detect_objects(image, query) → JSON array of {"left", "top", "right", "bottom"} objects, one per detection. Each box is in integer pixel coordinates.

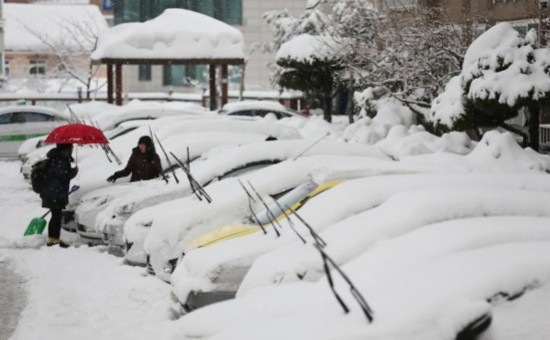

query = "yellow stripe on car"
[{"left": 188, "top": 180, "right": 343, "bottom": 250}]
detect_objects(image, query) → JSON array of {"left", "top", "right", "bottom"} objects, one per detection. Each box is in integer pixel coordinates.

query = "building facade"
[
  {"left": 2, "top": 0, "right": 110, "bottom": 93},
  {"left": 112, "top": 0, "right": 307, "bottom": 93}
]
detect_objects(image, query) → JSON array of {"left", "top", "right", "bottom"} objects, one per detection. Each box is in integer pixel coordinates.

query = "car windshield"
[{"left": 253, "top": 181, "right": 318, "bottom": 226}]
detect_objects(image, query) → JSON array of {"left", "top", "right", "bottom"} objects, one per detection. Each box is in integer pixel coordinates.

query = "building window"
[
  {"left": 183, "top": 0, "right": 242, "bottom": 25},
  {"left": 163, "top": 65, "right": 186, "bottom": 86},
  {"left": 138, "top": 65, "right": 152, "bottom": 81},
  {"left": 29, "top": 60, "right": 46, "bottom": 76},
  {"left": 115, "top": 0, "right": 242, "bottom": 25},
  {"left": 114, "top": 0, "right": 141, "bottom": 25},
  {"left": 163, "top": 65, "right": 207, "bottom": 86}
]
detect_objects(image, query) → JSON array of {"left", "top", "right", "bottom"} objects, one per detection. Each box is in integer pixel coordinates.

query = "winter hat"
[{"left": 138, "top": 136, "right": 153, "bottom": 147}]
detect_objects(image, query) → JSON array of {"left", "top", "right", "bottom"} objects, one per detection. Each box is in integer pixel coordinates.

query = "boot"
[{"left": 47, "top": 237, "right": 70, "bottom": 248}]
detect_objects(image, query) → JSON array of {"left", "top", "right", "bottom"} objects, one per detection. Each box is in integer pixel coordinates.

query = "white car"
[
  {"left": 0, "top": 106, "right": 68, "bottom": 158},
  {"left": 129, "top": 154, "right": 391, "bottom": 282}
]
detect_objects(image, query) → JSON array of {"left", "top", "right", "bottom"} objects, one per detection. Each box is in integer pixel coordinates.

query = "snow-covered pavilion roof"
[
  {"left": 4, "top": 4, "right": 108, "bottom": 53},
  {"left": 91, "top": 9, "right": 245, "bottom": 64}
]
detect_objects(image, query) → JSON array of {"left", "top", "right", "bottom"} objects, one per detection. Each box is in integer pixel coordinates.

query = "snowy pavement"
[
  {"left": 0, "top": 161, "right": 179, "bottom": 340},
  {"left": 0, "top": 259, "right": 25, "bottom": 340}
]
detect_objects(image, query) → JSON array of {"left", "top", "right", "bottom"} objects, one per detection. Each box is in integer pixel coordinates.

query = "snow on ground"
[{"left": 0, "top": 160, "right": 179, "bottom": 340}]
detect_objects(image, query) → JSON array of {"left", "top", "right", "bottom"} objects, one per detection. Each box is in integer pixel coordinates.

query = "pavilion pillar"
[
  {"left": 115, "top": 63, "right": 123, "bottom": 106},
  {"left": 221, "top": 64, "right": 228, "bottom": 107},
  {"left": 107, "top": 63, "right": 114, "bottom": 104},
  {"left": 209, "top": 64, "right": 217, "bottom": 110}
]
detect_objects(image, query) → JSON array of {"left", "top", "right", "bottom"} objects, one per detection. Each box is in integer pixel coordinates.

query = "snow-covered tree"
[
  {"left": 276, "top": 34, "right": 344, "bottom": 122},
  {"left": 429, "top": 22, "right": 550, "bottom": 150},
  {"left": 362, "top": 5, "right": 465, "bottom": 114}
]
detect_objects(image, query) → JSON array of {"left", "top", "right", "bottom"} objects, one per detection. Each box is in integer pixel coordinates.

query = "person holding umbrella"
[
  {"left": 41, "top": 144, "right": 79, "bottom": 247},
  {"left": 26, "top": 123, "right": 109, "bottom": 246},
  {"left": 106, "top": 136, "right": 162, "bottom": 183}
]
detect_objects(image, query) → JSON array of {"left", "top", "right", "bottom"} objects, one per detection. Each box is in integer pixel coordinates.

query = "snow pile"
[
  {"left": 92, "top": 9, "right": 244, "bottom": 60},
  {"left": 4, "top": 4, "right": 108, "bottom": 52},
  {"left": 342, "top": 97, "right": 472, "bottom": 159},
  {"left": 467, "top": 131, "right": 550, "bottom": 172},
  {"left": 276, "top": 34, "right": 340, "bottom": 62}
]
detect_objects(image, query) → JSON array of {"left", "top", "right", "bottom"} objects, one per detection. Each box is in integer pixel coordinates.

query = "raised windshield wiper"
[
  {"left": 152, "top": 129, "right": 179, "bottom": 184},
  {"left": 170, "top": 151, "right": 212, "bottom": 203},
  {"left": 246, "top": 180, "right": 281, "bottom": 238},
  {"left": 272, "top": 198, "right": 306, "bottom": 244},
  {"left": 284, "top": 204, "right": 327, "bottom": 248},
  {"left": 237, "top": 179, "right": 267, "bottom": 235},
  {"left": 314, "top": 243, "right": 374, "bottom": 323}
]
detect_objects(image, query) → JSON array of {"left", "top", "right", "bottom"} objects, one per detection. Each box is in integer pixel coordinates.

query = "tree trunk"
[
  {"left": 324, "top": 93, "right": 332, "bottom": 123},
  {"left": 528, "top": 103, "right": 540, "bottom": 151},
  {"left": 346, "top": 70, "right": 354, "bottom": 124}
]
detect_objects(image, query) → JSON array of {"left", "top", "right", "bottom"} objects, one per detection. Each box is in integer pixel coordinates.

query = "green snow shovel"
[
  {"left": 24, "top": 185, "right": 80, "bottom": 236},
  {"left": 24, "top": 211, "right": 50, "bottom": 236}
]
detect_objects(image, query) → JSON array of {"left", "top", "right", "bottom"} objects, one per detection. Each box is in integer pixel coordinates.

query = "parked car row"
[{"left": 16, "top": 100, "right": 550, "bottom": 339}]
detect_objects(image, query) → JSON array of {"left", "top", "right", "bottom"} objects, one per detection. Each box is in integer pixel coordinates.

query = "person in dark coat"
[
  {"left": 41, "top": 143, "right": 78, "bottom": 247},
  {"left": 106, "top": 136, "right": 162, "bottom": 183}
]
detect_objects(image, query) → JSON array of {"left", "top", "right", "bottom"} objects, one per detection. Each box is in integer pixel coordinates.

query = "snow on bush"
[
  {"left": 429, "top": 22, "right": 550, "bottom": 130},
  {"left": 343, "top": 95, "right": 472, "bottom": 159}
]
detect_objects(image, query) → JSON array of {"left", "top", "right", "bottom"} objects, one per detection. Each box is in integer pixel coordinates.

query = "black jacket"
[
  {"left": 41, "top": 147, "right": 78, "bottom": 209},
  {"left": 114, "top": 147, "right": 162, "bottom": 182}
]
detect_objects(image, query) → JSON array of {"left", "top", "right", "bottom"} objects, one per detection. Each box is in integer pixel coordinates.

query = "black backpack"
[{"left": 31, "top": 159, "right": 50, "bottom": 194}]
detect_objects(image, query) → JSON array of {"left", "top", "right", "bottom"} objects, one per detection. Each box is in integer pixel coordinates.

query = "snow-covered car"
[
  {"left": 218, "top": 100, "right": 306, "bottom": 120},
  {"left": 131, "top": 154, "right": 392, "bottom": 282},
  {"left": 75, "top": 135, "right": 291, "bottom": 243},
  {"left": 62, "top": 118, "right": 301, "bottom": 233},
  {"left": 174, "top": 215, "right": 550, "bottom": 340},
  {"left": 119, "top": 141, "right": 389, "bottom": 266},
  {"left": 0, "top": 106, "right": 68, "bottom": 158},
  {"left": 169, "top": 172, "right": 550, "bottom": 311}
]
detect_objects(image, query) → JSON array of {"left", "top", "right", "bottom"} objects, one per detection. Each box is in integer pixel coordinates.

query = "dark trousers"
[{"left": 48, "top": 208, "right": 63, "bottom": 239}]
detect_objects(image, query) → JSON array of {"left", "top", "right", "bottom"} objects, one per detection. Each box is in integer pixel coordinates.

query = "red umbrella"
[{"left": 44, "top": 123, "right": 108, "bottom": 145}]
